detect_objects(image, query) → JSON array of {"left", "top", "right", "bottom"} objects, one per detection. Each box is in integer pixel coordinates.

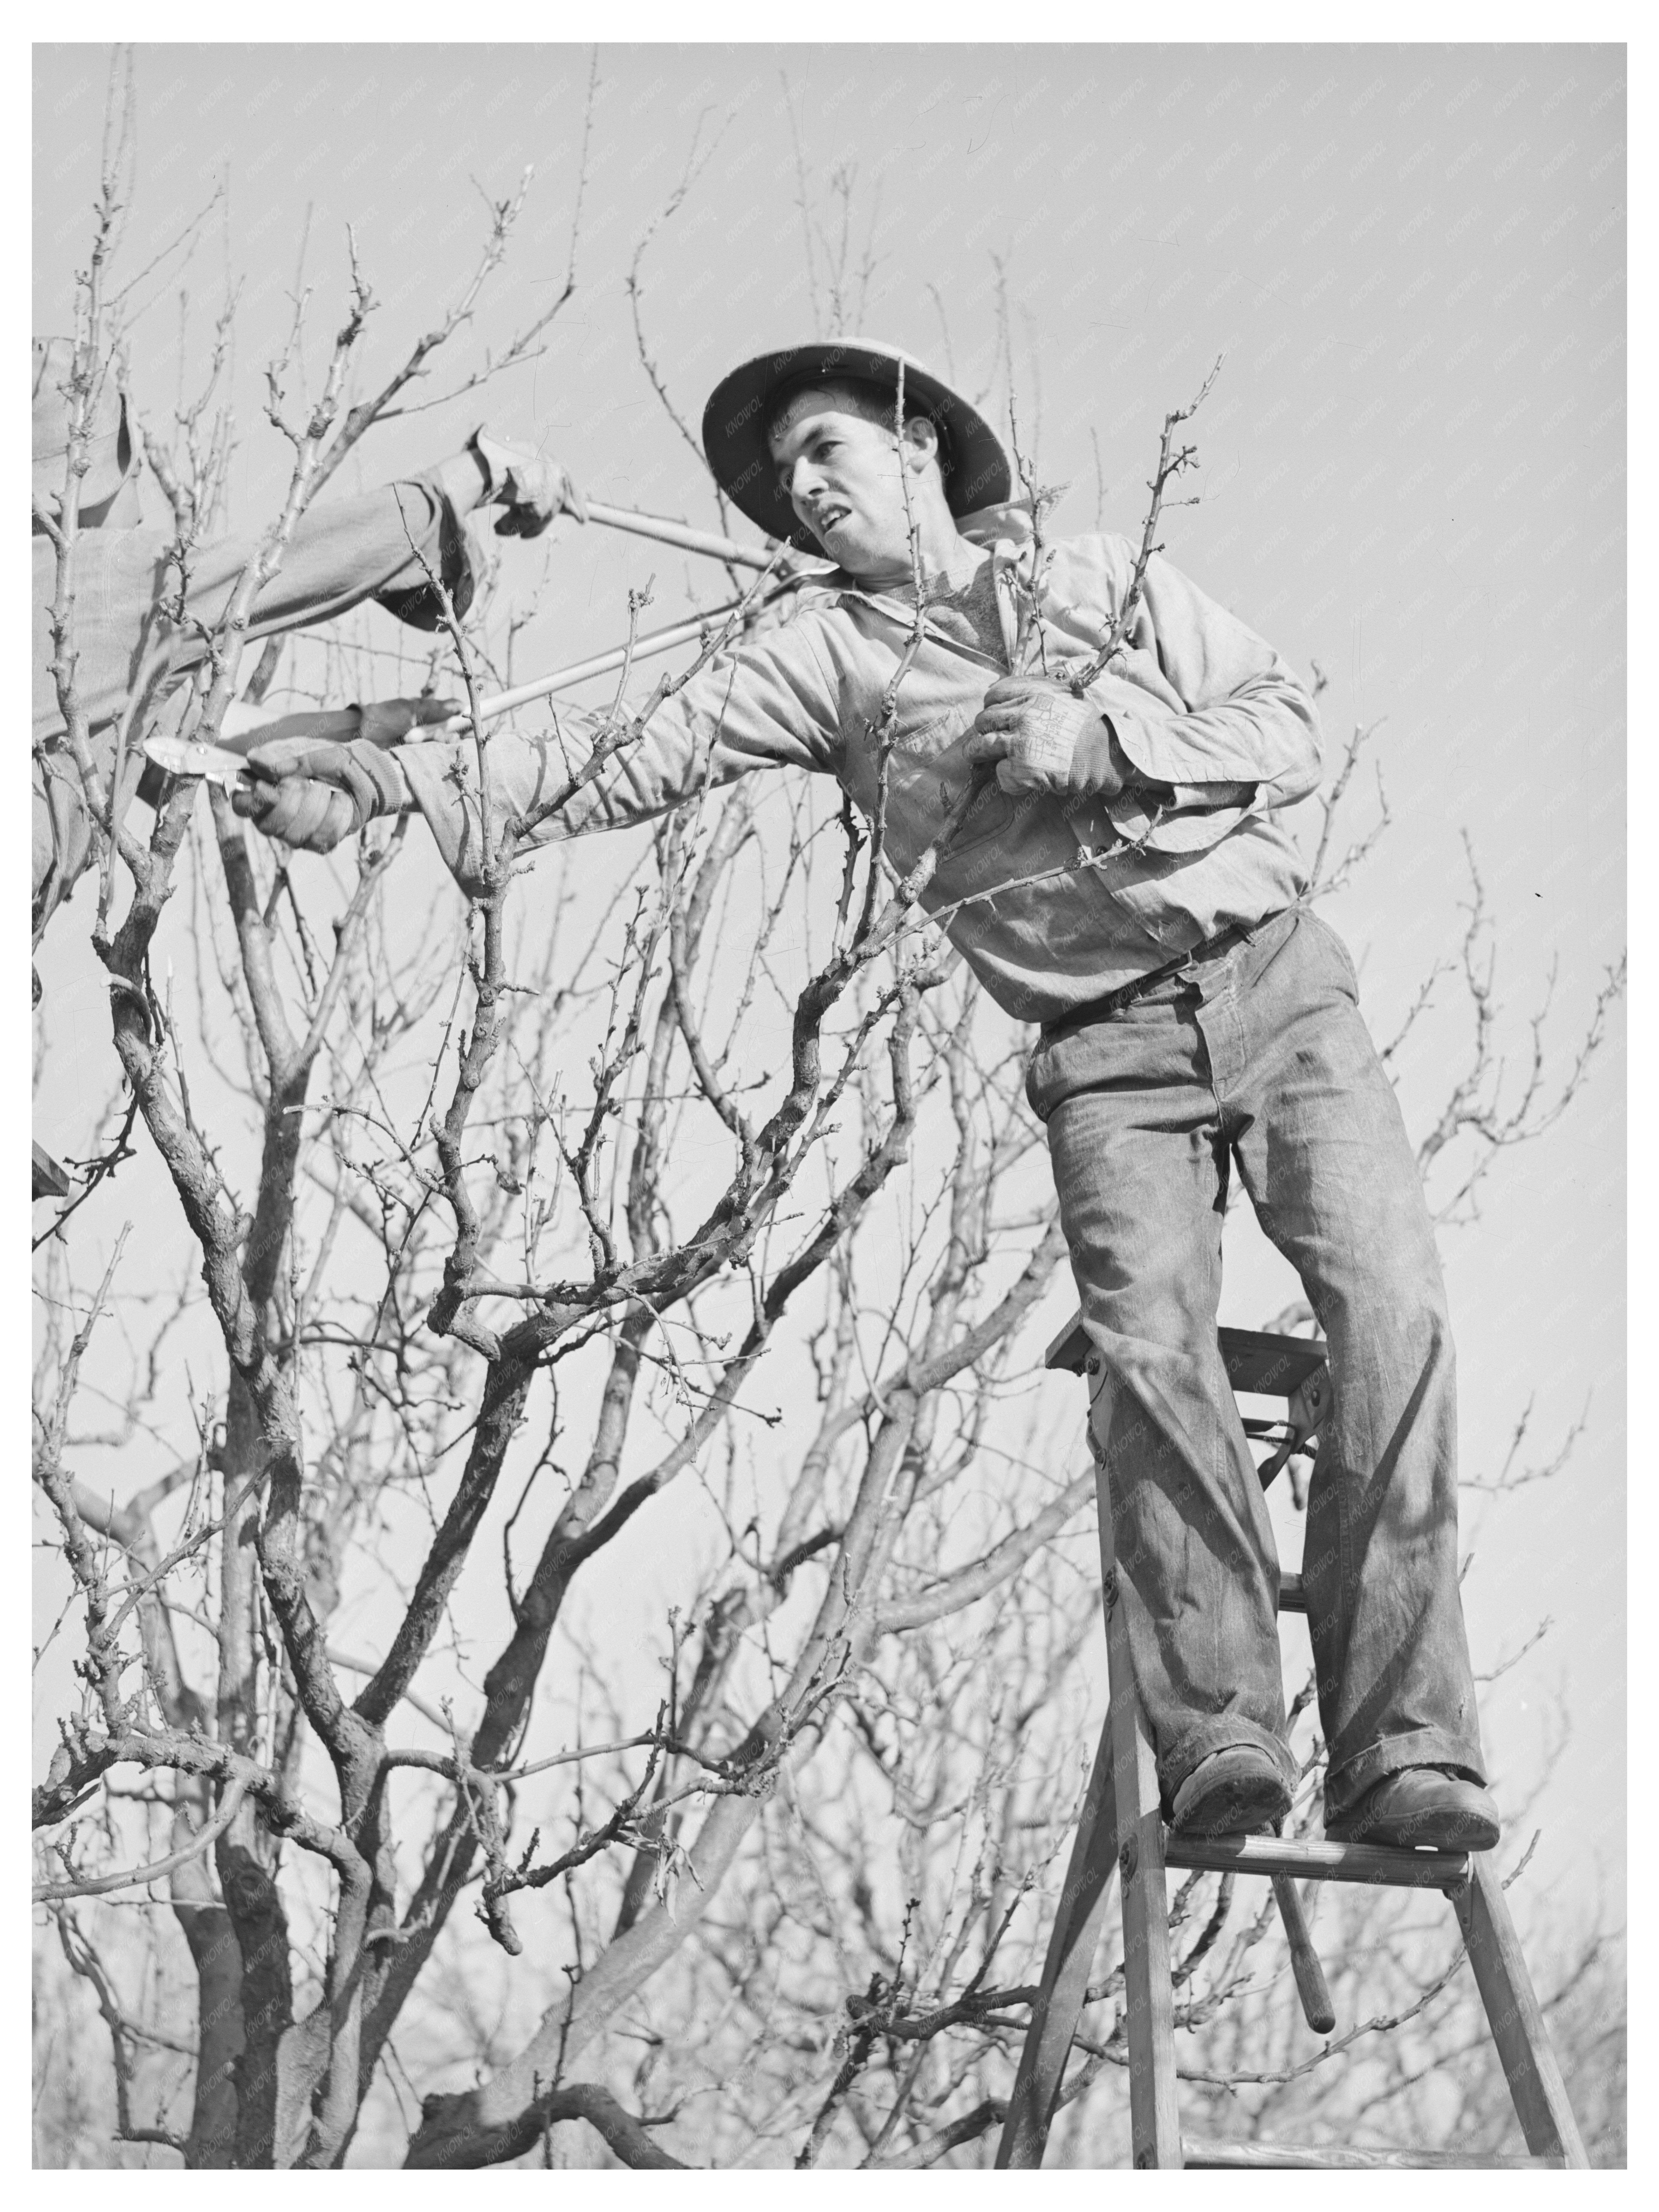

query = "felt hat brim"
[{"left": 702, "top": 339, "right": 1012, "bottom": 551}]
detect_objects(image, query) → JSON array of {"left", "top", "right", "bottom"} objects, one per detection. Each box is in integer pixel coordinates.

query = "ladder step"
[
  {"left": 1278, "top": 1573, "right": 1306, "bottom": 1612},
  {"left": 1182, "top": 2136, "right": 1564, "bottom": 2169},
  {"left": 1163, "top": 1833, "right": 1469, "bottom": 1889}
]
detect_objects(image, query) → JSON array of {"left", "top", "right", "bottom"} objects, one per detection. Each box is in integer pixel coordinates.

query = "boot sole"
[{"left": 1328, "top": 1810, "right": 1500, "bottom": 1852}]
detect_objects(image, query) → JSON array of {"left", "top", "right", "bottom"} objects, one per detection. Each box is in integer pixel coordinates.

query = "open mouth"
[{"left": 811, "top": 504, "right": 852, "bottom": 533}]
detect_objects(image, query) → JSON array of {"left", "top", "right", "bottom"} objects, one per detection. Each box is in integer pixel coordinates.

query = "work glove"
[
  {"left": 469, "top": 428, "right": 588, "bottom": 539},
  {"left": 231, "top": 736, "right": 413, "bottom": 854},
  {"left": 139, "top": 695, "right": 459, "bottom": 812},
  {"left": 965, "top": 674, "right": 1128, "bottom": 800}
]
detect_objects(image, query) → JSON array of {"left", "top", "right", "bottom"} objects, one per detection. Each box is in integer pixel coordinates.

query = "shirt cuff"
[
  {"left": 373, "top": 478, "right": 480, "bottom": 633},
  {"left": 1103, "top": 792, "right": 1258, "bottom": 854},
  {"left": 1079, "top": 669, "right": 1268, "bottom": 790}
]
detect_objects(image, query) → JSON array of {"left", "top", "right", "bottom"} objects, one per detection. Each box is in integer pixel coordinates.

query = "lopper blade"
[{"left": 143, "top": 734, "right": 251, "bottom": 788}]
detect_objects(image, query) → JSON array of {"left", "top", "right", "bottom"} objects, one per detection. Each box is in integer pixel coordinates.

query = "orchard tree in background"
[{"left": 32, "top": 57, "right": 1625, "bottom": 2169}]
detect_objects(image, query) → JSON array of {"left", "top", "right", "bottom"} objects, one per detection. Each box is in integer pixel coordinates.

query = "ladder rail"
[
  {"left": 993, "top": 1707, "right": 1120, "bottom": 2168},
  {"left": 1454, "top": 1855, "right": 1591, "bottom": 2168},
  {"left": 1093, "top": 1433, "right": 1182, "bottom": 2169}
]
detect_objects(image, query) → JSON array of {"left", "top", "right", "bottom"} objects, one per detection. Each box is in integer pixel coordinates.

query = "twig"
[
  {"left": 34, "top": 1774, "right": 249, "bottom": 1901},
  {"left": 1066, "top": 356, "right": 1222, "bottom": 692}
]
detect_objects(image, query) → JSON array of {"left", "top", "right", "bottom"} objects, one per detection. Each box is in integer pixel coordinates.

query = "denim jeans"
[{"left": 1026, "top": 903, "right": 1487, "bottom": 1823}]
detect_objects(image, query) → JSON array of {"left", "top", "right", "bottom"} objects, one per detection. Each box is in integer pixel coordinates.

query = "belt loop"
[{"left": 1237, "top": 906, "right": 1285, "bottom": 949}]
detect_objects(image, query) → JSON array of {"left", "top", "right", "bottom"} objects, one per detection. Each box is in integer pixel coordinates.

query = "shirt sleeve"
[
  {"left": 31, "top": 476, "right": 475, "bottom": 747},
  {"left": 1077, "top": 541, "right": 1323, "bottom": 853},
  {"left": 189, "top": 476, "right": 477, "bottom": 644},
  {"left": 395, "top": 608, "right": 846, "bottom": 897}
]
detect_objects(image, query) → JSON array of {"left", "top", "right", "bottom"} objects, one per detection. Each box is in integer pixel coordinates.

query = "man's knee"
[{"left": 1321, "top": 1241, "right": 1453, "bottom": 1368}]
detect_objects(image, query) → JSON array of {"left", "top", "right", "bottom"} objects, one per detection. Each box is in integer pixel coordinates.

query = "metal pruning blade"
[{"left": 143, "top": 735, "right": 251, "bottom": 788}]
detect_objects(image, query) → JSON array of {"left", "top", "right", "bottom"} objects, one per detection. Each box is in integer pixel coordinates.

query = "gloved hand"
[
  {"left": 966, "top": 674, "right": 1127, "bottom": 799},
  {"left": 469, "top": 428, "right": 587, "bottom": 539},
  {"left": 231, "top": 736, "right": 413, "bottom": 854}
]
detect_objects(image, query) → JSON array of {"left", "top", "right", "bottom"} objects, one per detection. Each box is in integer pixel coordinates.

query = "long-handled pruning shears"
[{"left": 142, "top": 501, "right": 830, "bottom": 790}]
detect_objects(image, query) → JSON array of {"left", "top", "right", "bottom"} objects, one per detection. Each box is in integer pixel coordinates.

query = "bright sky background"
[{"left": 30, "top": 38, "right": 1626, "bottom": 1945}]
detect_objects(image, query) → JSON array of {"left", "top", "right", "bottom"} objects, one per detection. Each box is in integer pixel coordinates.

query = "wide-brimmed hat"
[
  {"left": 702, "top": 339, "right": 1012, "bottom": 550},
  {"left": 33, "top": 336, "right": 138, "bottom": 528}
]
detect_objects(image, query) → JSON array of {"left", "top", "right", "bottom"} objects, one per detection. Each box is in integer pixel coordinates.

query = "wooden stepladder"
[{"left": 996, "top": 1317, "right": 1590, "bottom": 2172}]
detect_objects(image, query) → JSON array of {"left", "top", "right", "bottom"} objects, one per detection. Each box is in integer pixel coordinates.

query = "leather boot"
[
  {"left": 1327, "top": 1765, "right": 1500, "bottom": 1851},
  {"left": 1170, "top": 1746, "right": 1292, "bottom": 1837}
]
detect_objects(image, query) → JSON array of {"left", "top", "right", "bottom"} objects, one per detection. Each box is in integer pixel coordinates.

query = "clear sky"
[{"left": 31, "top": 41, "right": 1626, "bottom": 1932}]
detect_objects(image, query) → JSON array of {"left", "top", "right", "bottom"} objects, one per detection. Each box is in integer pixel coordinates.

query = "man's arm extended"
[
  {"left": 236, "top": 602, "right": 846, "bottom": 890},
  {"left": 31, "top": 437, "right": 580, "bottom": 748},
  {"left": 31, "top": 438, "right": 578, "bottom": 946}
]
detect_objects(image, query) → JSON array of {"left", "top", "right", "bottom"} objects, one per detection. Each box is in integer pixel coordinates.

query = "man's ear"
[{"left": 900, "top": 414, "right": 941, "bottom": 472}]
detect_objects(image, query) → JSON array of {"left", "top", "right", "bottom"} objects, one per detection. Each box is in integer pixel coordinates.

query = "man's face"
[{"left": 767, "top": 389, "right": 926, "bottom": 574}]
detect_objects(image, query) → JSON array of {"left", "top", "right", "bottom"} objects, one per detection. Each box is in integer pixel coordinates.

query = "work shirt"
[
  {"left": 396, "top": 507, "right": 1324, "bottom": 1029},
  {"left": 31, "top": 477, "right": 474, "bottom": 943}
]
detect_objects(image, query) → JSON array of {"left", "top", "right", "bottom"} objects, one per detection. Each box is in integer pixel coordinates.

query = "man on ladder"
[{"left": 234, "top": 336, "right": 1500, "bottom": 1861}]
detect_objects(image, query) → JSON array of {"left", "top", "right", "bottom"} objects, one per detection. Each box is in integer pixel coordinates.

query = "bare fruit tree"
[{"left": 33, "top": 79, "right": 1623, "bottom": 2171}]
